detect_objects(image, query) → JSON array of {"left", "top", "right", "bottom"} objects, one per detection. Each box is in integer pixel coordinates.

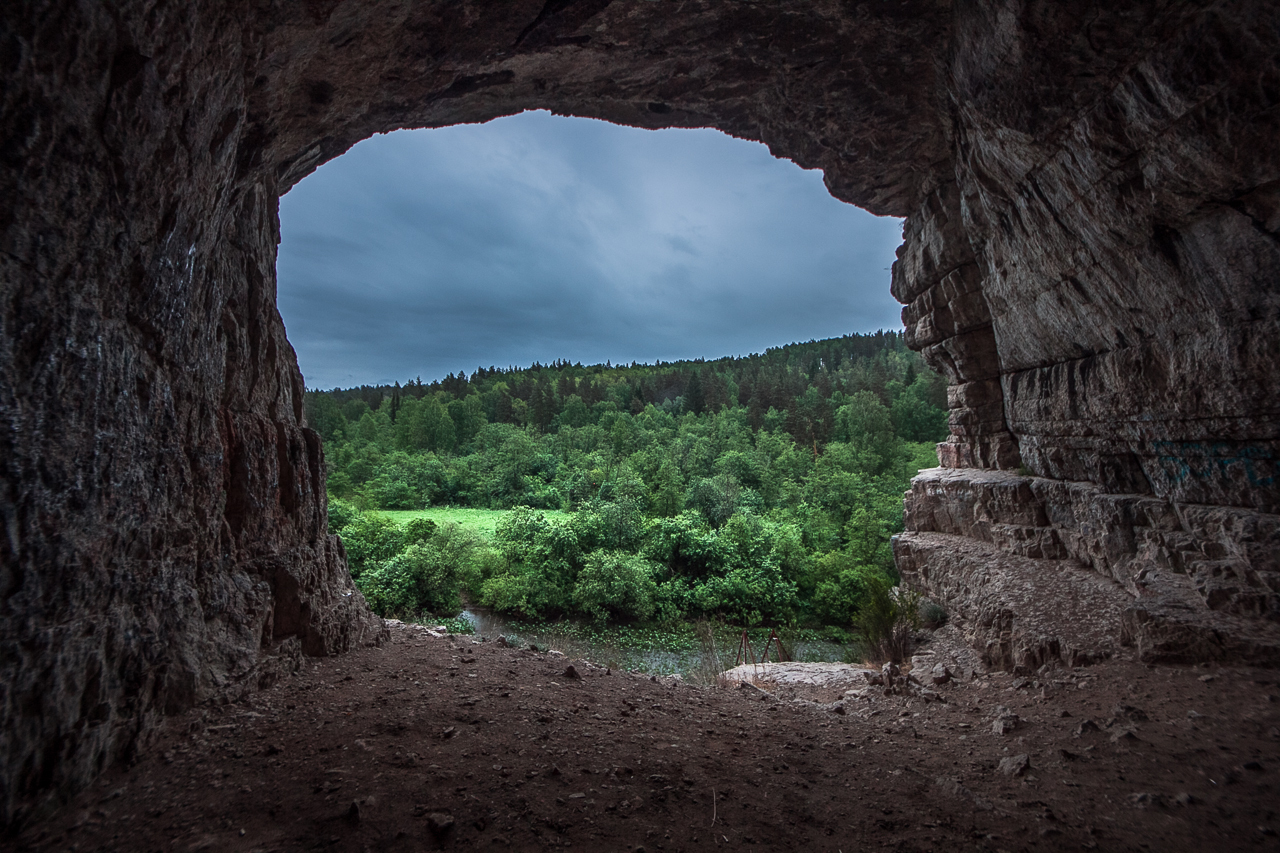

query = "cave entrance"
[{"left": 273, "top": 109, "right": 910, "bottom": 678}]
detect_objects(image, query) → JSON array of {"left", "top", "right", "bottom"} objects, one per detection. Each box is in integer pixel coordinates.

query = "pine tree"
[
  {"left": 532, "top": 380, "right": 556, "bottom": 432},
  {"left": 388, "top": 384, "right": 402, "bottom": 423},
  {"left": 685, "top": 369, "right": 705, "bottom": 415}
]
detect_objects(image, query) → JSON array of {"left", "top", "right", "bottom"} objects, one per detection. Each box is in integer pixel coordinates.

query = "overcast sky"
[{"left": 277, "top": 110, "right": 905, "bottom": 390}]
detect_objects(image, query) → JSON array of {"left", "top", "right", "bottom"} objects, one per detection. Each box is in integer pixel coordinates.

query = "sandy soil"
[{"left": 13, "top": 623, "right": 1280, "bottom": 852}]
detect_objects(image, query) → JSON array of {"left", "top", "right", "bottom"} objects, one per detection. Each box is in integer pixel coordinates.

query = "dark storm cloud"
[{"left": 276, "top": 110, "right": 905, "bottom": 390}]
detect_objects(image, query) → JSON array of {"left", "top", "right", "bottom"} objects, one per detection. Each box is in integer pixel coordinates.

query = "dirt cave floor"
[{"left": 15, "top": 623, "right": 1280, "bottom": 853}]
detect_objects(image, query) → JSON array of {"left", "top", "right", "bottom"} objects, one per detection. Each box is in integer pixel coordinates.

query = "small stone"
[
  {"left": 1198, "top": 674, "right": 1216, "bottom": 683},
  {"left": 931, "top": 663, "right": 952, "bottom": 685},
  {"left": 998, "top": 753, "right": 1031, "bottom": 776},
  {"left": 1074, "top": 719, "right": 1100, "bottom": 737},
  {"left": 563, "top": 665, "right": 581, "bottom": 680},
  {"left": 426, "top": 812, "right": 455, "bottom": 835},
  {"left": 992, "top": 705, "right": 1020, "bottom": 735},
  {"left": 1174, "top": 792, "right": 1195, "bottom": 806},
  {"left": 1110, "top": 703, "right": 1148, "bottom": 722},
  {"left": 345, "top": 800, "right": 362, "bottom": 825},
  {"left": 1109, "top": 728, "right": 1138, "bottom": 743},
  {"left": 880, "top": 661, "right": 901, "bottom": 689},
  {"left": 569, "top": 792, "right": 586, "bottom": 799},
  {"left": 1242, "top": 760, "right": 1264, "bottom": 772},
  {"left": 1129, "top": 792, "right": 1164, "bottom": 809}
]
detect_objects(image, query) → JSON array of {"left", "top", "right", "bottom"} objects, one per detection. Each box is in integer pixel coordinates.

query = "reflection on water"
[{"left": 458, "top": 608, "right": 853, "bottom": 683}]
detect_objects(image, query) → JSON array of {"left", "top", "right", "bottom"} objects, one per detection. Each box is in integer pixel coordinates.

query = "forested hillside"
[{"left": 306, "top": 331, "right": 948, "bottom": 629}]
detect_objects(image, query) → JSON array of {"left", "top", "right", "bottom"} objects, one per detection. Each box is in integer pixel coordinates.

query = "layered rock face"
[
  {"left": 895, "top": 2, "right": 1280, "bottom": 670},
  {"left": 1, "top": 0, "right": 1276, "bottom": 827}
]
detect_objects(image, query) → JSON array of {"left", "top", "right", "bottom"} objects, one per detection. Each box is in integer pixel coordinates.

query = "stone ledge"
[
  {"left": 899, "top": 469, "right": 1280, "bottom": 666},
  {"left": 904, "top": 467, "right": 1280, "bottom": 622},
  {"left": 894, "top": 531, "right": 1129, "bottom": 671}
]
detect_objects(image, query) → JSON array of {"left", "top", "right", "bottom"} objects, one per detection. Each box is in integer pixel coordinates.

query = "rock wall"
[
  {"left": 1, "top": 0, "right": 1277, "bottom": 828},
  {"left": 896, "top": 1, "right": 1280, "bottom": 670}
]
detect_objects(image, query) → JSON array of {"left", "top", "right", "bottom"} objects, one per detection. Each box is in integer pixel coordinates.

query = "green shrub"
[
  {"left": 573, "top": 550, "right": 659, "bottom": 622},
  {"left": 357, "top": 542, "right": 464, "bottom": 617},
  {"left": 821, "top": 624, "right": 853, "bottom": 644},
  {"left": 810, "top": 551, "right": 889, "bottom": 625},
  {"left": 919, "top": 598, "right": 948, "bottom": 630},
  {"left": 480, "top": 564, "right": 574, "bottom": 619},
  {"left": 482, "top": 506, "right": 583, "bottom": 618},
  {"left": 327, "top": 498, "right": 360, "bottom": 532},
  {"left": 643, "top": 511, "right": 729, "bottom": 580},
  {"left": 690, "top": 561, "right": 798, "bottom": 626},
  {"left": 437, "top": 615, "right": 475, "bottom": 635},
  {"left": 338, "top": 511, "right": 403, "bottom": 578},
  {"left": 468, "top": 546, "right": 507, "bottom": 599},
  {"left": 400, "top": 517, "right": 438, "bottom": 545},
  {"left": 855, "top": 577, "right": 921, "bottom": 664},
  {"left": 654, "top": 577, "right": 691, "bottom": 623},
  {"left": 366, "top": 476, "right": 420, "bottom": 509}
]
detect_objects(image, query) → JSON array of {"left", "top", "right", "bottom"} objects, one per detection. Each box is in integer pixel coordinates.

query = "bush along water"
[{"left": 318, "top": 331, "right": 947, "bottom": 651}]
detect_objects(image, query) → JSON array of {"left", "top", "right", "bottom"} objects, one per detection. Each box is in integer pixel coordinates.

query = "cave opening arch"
[{"left": 3, "top": 0, "right": 1279, "bottom": 828}]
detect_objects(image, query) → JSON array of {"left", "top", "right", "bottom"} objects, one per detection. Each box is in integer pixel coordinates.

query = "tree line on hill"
[{"left": 306, "top": 331, "right": 948, "bottom": 630}]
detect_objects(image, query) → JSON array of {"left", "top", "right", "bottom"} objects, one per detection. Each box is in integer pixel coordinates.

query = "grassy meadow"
[{"left": 376, "top": 506, "right": 567, "bottom": 539}]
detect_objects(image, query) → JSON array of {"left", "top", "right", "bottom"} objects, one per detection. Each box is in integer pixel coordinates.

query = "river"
[{"left": 456, "top": 607, "right": 855, "bottom": 684}]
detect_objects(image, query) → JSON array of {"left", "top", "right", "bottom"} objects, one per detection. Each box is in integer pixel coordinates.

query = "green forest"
[{"left": 307, "top": 331, "right": 947, "bottom": 634}]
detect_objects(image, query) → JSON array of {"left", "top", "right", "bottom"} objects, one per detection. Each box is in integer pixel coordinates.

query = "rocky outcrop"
[
  {"left": 2, "top": 0, "right": 1277, "bottom": 828},
  {"left": 896, "top": 469, "right": 1280, "bottom": 669},
  {"left": 895, "top": 2, "right": 1280, "bottom": 670}
]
